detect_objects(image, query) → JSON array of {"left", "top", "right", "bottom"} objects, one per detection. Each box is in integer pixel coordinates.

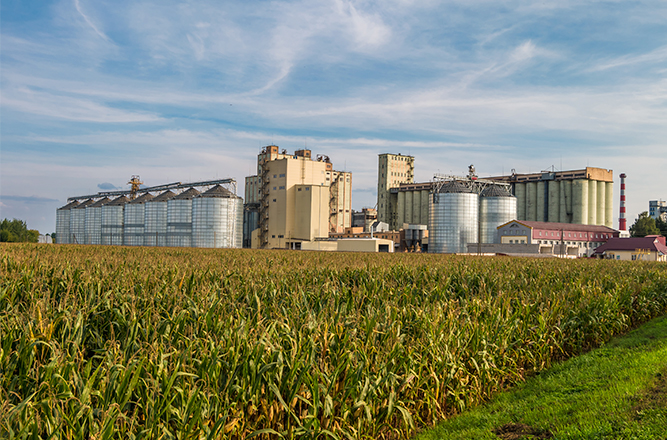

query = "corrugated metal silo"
[
  {"left": 56, "top": 200, "right": 79, "bottom": 244},
  {"left": 84, "top": 197, "right": 110, "bottom": 245},
  {"left": 124, "top": 193, "right": 154, "bottom": 246},
  {"left": 167, "top": 188, "right": 200, "bottom": 247},
  {"left": 428, "top": 181, "right": 478, "bottom": 253},
  {"left": 192, "top": 185, "right": 243, "bottom": 248},
  {"left": 479, "top": 185, "right": 516, "bottom": 244},
  {"left": 70, "top": 199, "right": 94, "bottom": 245},
  {"left": 144, "top": 190, "right": 175, "bottom": 246},
  {"left": 101, "top": 196, "right": 129, "bottom": 245}
]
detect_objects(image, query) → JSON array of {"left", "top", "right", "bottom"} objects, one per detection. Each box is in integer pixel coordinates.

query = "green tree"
[
  {"left": 656, "top": 217, "right": 667, "bottom": 236},
  {"left": 629, "top": 212, "right": 660, "bottom": 237},
  {"left": 0, "top": 218, "right": 39, "bottom": 243}
]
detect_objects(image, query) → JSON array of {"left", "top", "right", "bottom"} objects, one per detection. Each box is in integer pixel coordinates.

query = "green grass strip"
[{"left": 416, "top": 315, "right": 667, "bottom": 440}]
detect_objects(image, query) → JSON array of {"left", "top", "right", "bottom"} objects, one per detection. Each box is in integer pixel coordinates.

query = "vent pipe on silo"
[{"left": 619, "top": 173, "right": 627, "bottom": 231}]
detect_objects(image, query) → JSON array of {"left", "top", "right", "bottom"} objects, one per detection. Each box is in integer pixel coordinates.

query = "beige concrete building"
[
  {"left": 377, "top": 153, "right": 414, "bottom": 228},
  {"left": 245, "top": 146, "right": 352, "bottom": 249},
  {"left": 301, "top": 238, "right": 394, "bottom": 253}
]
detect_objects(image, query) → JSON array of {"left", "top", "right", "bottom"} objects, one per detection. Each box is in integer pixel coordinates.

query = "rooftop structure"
[{"left": 593, "top": 236, "right": 667, "bottom": 261}]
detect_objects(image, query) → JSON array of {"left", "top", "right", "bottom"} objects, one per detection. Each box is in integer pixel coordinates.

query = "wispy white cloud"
[
  {"left": 73, "top": 0, "right": 111, "bottom": 42},
  {"left": 589, "top": 45, "right": 667, "bottom": 72}
]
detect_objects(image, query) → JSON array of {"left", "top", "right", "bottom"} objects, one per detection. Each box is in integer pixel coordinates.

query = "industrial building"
[
  {"left": 486, "top": 167, "right": 614, "bottom": 227},
  {"left": 56, "top": 178, "right": 242, "bottom": 248},
  {"left": 377, "top": 153, "right": 415, "bottom": 228},
  {"left": 649, "top": 200, "right": 667, "bottom": 221},
  {"left": 593, "top": 236, "right": 667, "bottom": 261},
  {"left": 468, "top": 220, "right": 619, "bottom": 257},
  {"left": 244, "top": 146, "right": 352, "bottom": 249}
]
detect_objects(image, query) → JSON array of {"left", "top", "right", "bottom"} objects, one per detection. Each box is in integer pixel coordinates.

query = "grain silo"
[
  {"left": 55, "top": 200, "right": 79, "bottom": 244},
  {"left": 101, "top": 196, "right": 129, "bottom": 245},
  {"left": 479, "top": 186, "right": 516, "bottom": 244},
  {"left": 167, "top": 188, "right": 200, "bottom": 247},
  {"left": 84, "top": 197, "right": 110, "bottom": 245},
  {"left": 144, "top": 190, "right": 175, "bottom": 247},
  {"left": 192, "top": 185, "right": 243, "bottom": 248},
  {"left": 124, "top": 193, "right": 154, "bottom": 246},
  {"left": 70, "top": 199, "right": 94, "bottom": 245},
  {"left": 428, "top": 181, "right": 478, "bottom": 253}
]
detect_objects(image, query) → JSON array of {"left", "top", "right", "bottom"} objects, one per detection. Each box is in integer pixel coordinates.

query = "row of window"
[{"left": 537, "top": 230, "right": 611, "bottom": 239}]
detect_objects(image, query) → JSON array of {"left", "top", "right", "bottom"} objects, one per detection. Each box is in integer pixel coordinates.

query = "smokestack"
[{"left": 619, "top": 173, "right": 627, "bottom": 231}]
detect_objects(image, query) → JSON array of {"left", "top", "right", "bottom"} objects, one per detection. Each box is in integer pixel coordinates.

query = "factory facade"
[
  {"left": 244, "top": 146, "right": 352, "bottom": 249},
  {"left": 649, "top": 200, "right": 667, "bottom": 221}
]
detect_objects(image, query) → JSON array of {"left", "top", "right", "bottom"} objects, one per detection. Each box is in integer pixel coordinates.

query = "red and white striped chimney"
[{"left": 619, "top": 173, "right": 627, "bottom": 231}]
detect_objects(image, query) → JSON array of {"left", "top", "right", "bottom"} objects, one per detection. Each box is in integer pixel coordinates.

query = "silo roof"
[
  {"left": 107, "top": 195, "right": 130, "bottom": 206},
  {"left": 130, "top": 193, "right": 154, "bottom": 204},
  {"left": 89, "top": 197, "right": 110, "bottom": 208},
  {"left": 73, "top": 199, "right": 95, "bottom": 209},
  {"left": 150, "top": 190, "right": 176, "bottom": 202},
  {"left": 199, "top": 185, "right": 237, "bottom": 199},
  {"left": 439, "top": 181, "right": 473, "bottom": 194},
  {"left": 174, "top": 188, "right": 200, "bottom": 200},
  {"left": 58, "top": 200, "right": 80, "bottom": 210},
  {"left": 480, "top": 185, "right": 513, "bottom": 197}
]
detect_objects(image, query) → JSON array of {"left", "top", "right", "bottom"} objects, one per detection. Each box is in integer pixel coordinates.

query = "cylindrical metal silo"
[
  {"left": 596, "top": 181, "right": 605, "bottom": 227},
  {"left": 526, "top": 182, "right": 537, "bottom": 221},
  {"left": 536, "top": 181, "right": 547, "bottom": 222},
  {"left": 144, "top": 190, "right": 176, "bottom": 246},
  {"left": 514, "top": 183, "right": 526, "bottom": 220},
  {"left": 559, "top": 180, "right": 572, "bottom": 223},
  {"left": 101, "top": 196, "right": 129, "bottom": 245},
  {"left": 84, "top": 197, "right": 110, "bottom": 245},
  {"left": 167, "top": 188, "right": 200, "bottom": 247},
  {"left": 124, "top": 193, "right": 154, "bottom": 246},
  {"left": 572, "top": 179, "right": 589, "bottom": 225},
  {"left": 70, "top": 199, "right": 94, "bottom": 245},
  {"left": 479, "top": 185, "right": 516, "bottom": 244},
  {"left": 192, "top": 185, "right": 243, "bottom": 248},
  {"left": 548, "top": 181, "right": 560, "bottom": 223},
  {"left": 56, "top": 200, "right": 79, "bottom": 244},
  {"left": 428, "top": 181, "right": 478, "bottom": 253},
  {"left": 605, "top": 182, "right": 614, "bottom": 228},
  {"left": 587, "top": 180, "right": 597, "bottom": 225}
]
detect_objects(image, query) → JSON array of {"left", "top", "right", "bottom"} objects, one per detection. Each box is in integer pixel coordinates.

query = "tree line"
[{"left": 0, "top": 219, "right": 39, "bottom": 243}]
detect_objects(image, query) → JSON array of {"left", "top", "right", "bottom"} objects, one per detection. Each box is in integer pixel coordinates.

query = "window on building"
[
  {"left": 273, "top": 175, "right": 277, "bottom": 178},
  {"left": 272, "top": 199, "right": 276, "bottom": 202},
  {"left": 305, "top": 187, "right": 310, "bottom": 191},
  {"left": 279, "top": 174, "right": 285, "bottom": 178}
]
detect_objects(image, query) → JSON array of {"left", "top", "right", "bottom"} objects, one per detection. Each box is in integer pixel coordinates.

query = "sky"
[{"left": 1, "top": 0, "right": 666, "bottom": 234}]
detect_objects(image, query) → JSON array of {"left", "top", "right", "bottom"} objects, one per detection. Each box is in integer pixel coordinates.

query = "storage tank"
[
  {"left": 124, "top": 193, "right": 154, "bottom": 246},
  {"left": 605, "top": 182, "right": 614, "bottom": 228},
  {"left": 596, "top": 181, "right": 606, "bottom": 227},
  {"left": 192, "top": 185, "right": 243, "bottom": 248},
  {"left": 55, "top": 200, "right": 79, "bottom": 244},
  {"left": 144, "top": 190, "right": 175, "bottom": 246},
  {"left": 405, "top": 191, "right": 413, "bottom": 226},
  {"left": 572, "top": 179, "right": 589, "bottom": 224},
  {"left": 167, "top": 188, "right": 200, "bottom": 247},
  {"left": 536, "top": 181, "right": 547, "bottom": 222},
  {"left": 84, "top": 197, "right": 110, "bottom": 245},
  {"left": 479, "top": 185, "right": 517, "bottom": 244},
  {"left": 559, "top": 180, "right": 572, "bottom": 223},
  {"left": 526, "top": 182, "right": 537, "bottom": 221},
  {"left": 587, "top": 180, "right": 597, "bottom": 225},
  {"left": 514, "top": 183, "right": 526, "bottom": 220},
  {"left": 101, "top": 196, "right": 129, "bottom": 245},
  {"left": 428, "top": 181, "right": 478, "bottom": 253},
  {"left": 70, "top": 199, "right": 94, "bottom": 245},
  {"left": 548, "top": 181, "right": 560, "bottom": 223}
]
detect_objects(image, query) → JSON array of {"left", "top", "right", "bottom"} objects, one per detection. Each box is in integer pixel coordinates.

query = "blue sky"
[{"left": 1, "top": 0, "right": 666, "bottom": 234}]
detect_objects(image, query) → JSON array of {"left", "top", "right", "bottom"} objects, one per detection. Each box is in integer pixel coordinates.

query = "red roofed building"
[{"left": 593, "top": 236, "right": 667, "bottom": 261}]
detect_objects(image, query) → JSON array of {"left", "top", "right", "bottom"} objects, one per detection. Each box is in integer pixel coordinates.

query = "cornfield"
[{"left": 1, "top": 243, "right": 666, "bottom": 439}]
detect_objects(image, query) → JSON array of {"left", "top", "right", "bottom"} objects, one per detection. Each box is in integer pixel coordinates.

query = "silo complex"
[
  {"left": 479, "top": 186, "right": 517, "bottom": 244},
  {"left": 56, "top": 200, "right": 79, "bottom": 244},
  {"left": 167, "top": 188, "right": 200, "bottom": 248},
  {"left": 84, "top": 197, "right": 109, "bottom": 245},
  {"left": 429, "top": 181, "right": 478, "bottom": 253},
  {"left": 489, "top": 167, "right": 614, "bottom": 227},
  {"left": 70, "top": 199, "right": 94, "bottom": 244},
  {"left": 123, "top": 193, "right": 153, "bottom": 246},
  {"left": 192, "top": 185, "right": 243, "bottom": 248},
  {"left": 145, "top": 190, "right": 175, "bottom": 246},
  {"left": 101, "top": 196, "right": 129, "bottom": 245}
]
